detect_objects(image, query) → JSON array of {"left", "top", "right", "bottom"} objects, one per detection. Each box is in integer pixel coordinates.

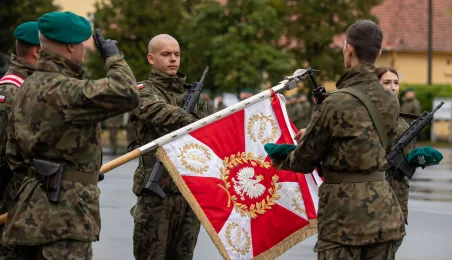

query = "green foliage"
[
  {"left": 281, "top": 0, "right": 383, "bottom": 81},
  {"left": 0, "top": 0, "right": 59, "bottom": 54},
  {"left": 0, "top": 0, "right": 59, "bottom": 75},
  {"left": 86, "top": 0, "right": 190, "bottom": 80},
  {"left": 86, "top": 0, "right": 383, "bottom": 93},
  {"left": 179, "top": 0, "right": 294, "bottom": 94}
]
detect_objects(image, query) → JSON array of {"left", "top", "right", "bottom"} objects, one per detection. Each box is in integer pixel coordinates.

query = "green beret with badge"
[
  {"left": 264, "top": 143, "right": 296, "bottom": 160},
  {"left": 38, "top": 11, "right": 92, "bottom": 44},
  {"left": 407, "top": 146, "right": 443, "bottom": 169},
  {"left": 14, "top": 21, "right": 40, "bottom": 46}
]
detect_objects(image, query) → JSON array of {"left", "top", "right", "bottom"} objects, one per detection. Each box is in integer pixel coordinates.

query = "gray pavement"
[{"left": 93, "top": 149, "right": 452, "bottom": 259}]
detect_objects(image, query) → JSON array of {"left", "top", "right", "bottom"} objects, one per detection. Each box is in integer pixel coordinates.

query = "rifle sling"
[{"left": 331, "top": 88, "right": 389, "bottom": 149}]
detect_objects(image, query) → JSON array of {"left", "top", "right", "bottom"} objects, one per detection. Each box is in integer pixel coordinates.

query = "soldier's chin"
[{"left": 166, "top": 68, "right": 178, "bottom": 76}]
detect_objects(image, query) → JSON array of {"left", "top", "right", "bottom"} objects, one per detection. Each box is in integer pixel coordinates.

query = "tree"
[
  {"left": 281, "top": 0, "right": 382, "bottom": 81},
  {"left": 179, "top": 0, "right": 295, "bottom": 94},
  {"left": 0, "top": 0, "right": 59, "bottom": 74},
  {"left": 86, "top": 0, "right": 194, "bottom": 80}
]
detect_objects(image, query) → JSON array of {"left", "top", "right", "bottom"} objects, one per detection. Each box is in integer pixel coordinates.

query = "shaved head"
[
  {"left": 147, "top": 34, "right": 180, "bottom": 76},
  {"left": 148, "top": 34, "right": 178, "bottom": 54}
]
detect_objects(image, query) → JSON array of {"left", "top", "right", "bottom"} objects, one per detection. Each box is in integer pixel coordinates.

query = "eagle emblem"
[
  {"left": 232, "top": 167, "right": 266, "bottom": 200},
  {"left": 418, "top": 155, "right": 426, "bottom": 165}
]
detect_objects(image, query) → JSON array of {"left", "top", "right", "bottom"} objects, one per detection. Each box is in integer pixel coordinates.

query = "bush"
[{"left": 399, "top": 84, "right": 452, "bottom": 140}]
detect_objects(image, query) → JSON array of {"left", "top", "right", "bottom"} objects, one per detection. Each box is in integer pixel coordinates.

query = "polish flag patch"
[
  {"left": 0, "top": 95, "right": 5, "bottom": 103},
  {"left": 137, "top": 84, "right": 144, "bottom": 90}
]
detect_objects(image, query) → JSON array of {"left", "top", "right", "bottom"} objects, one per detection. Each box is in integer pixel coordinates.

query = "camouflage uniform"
[
  {"left": 401, "top": 97, "right": 421, "bottom": 115},
  {"left": 130, "top": 68, "right": 210, "bottom": 260},
  {"left": 105, "top": 114, "right": 123, "bottom": 155},
  {"left": 0, "top": 55, "right": 35, "bottom": 259},
  {"left": 2, "top": 50, "right": 139, "bottom": 258},
  {"left": 279, "top": 64, "right": 406, "bottom": 259},
  {"left": 285, "top": 101, "right": 300, "bottom": 126},
  {"left": 295, "top": 100, "right": 312, "bottom": 130},
  {"left": 216, "top": 101, "right": 226, "bottom": 112}
]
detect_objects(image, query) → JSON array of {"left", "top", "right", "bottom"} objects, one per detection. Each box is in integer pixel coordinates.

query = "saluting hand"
[{"left": 93, "top": 28, "right": 119, "bottom": 59}]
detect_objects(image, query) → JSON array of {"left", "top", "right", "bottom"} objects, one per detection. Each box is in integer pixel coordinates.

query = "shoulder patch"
[
  {"left": 0, "top": 95, "right": 5, "bottom": 103},
  {"left": 137, "top": 83, "right": 144, "bottom": 90},
  {"left": 0, "top": 74, "right": 24, "bottom": 88}
]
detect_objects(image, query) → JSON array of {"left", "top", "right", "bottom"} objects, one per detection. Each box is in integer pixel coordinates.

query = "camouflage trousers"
[
  {"left": 132, "top": 194, "right": 201, "bottom": 260},
  {"left": 316, "top": 239, "right": 403, "bottom": 260},
  {"left": 4, "top": 239, "right": 92, "bottom": 260},
  {"left": 109, "top": 127, "right": 119, "bottom": 155}
]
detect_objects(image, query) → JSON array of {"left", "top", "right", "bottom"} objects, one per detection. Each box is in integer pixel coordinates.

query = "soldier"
[
  {"left": 2, "top": 11, "right": 139, "bottom": 259},
  {"left": 0, "top": 21, "right": 40, "bottom": 259},
  {"left": 130, "top": 34, "right": 210, "bottom": 260},
  {"left": 203, "top": 89, "right": 214, "bottom": 113},
  {"left": 295, "top": 93, "right": 312, "bottom": 129},
  {"left": 105, "top": 114, "right": 123, "bottom": 155},
  {"left": 216, "top": 94, "right": 227, "bottom": 112},
  {"left": 285, "top": 94, "right": 299, "bottom": 125},
  {"left": 375, "top": 66, "right": 416, "bottom": 251},
  {"left": 273, "top": 20, "right": 405, "bottom": 259},
  {"left": 401, "top": 88, "right": 421, "bottom": 115},
  {"left": 239, "top": 88, "right": 254, "bottom": 100}
]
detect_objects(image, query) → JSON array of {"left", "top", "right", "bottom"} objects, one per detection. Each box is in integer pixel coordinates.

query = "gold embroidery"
[
  {"left": 218, "top": 152, "right": 281, "bottom": 219},
  {"left": 291, "top": 187, "right": 306, "bottom": 216},
  {"left": 177, "top": 143, "right": 211, "bottom": 174},
  {"left": 247, "top": 113, "right": 278, "bottom": 144},
  {"left": 225, "top": 222, "right": 251, "bottom": 255}
]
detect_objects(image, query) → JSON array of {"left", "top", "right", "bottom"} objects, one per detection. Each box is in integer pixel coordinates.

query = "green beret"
[
  {"left": 405, "top": 87, "right": 415, "bottom": 92},
  {"left": 407, "top": 146, "right": 443, "bottom": 169},
  {"left": 203, "top": 89, "right": 211, "bottom": 94},
  {"left": 264, "top": 143, "right": 296, "bottom": 160},
  {"left": 14, "top": 22, "right": 40, "bottom": 46},
  {"left": 38, "top": 12, "right": 92, "bottom": 44}
]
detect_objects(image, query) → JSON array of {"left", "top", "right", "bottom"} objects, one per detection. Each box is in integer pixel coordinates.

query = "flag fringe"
[
  {"left": 156, "top": 147, "right": 232, "bottom": 260},
  {"left": 157, "top": 147, "right": 318, "bottom": 260}
]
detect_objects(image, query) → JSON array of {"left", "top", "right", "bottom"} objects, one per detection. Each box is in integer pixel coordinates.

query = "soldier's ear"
[
  {"left": 67, "top": 44, "right": 75, "bottom": 53},
  {"left": 378, "top": 49, "right": 382, "bottom": 58},
  {"left": 147, "top": 53, "right": 154, "bottom": 65},
  {"left": 32, "top": 46, "right": 40, "bottom": 59}
]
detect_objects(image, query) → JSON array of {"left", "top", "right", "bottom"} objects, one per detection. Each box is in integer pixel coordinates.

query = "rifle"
[
  {"left": 305, "top": 68, "right": 327, "bottom": 105},
  {"left": 386, "top": 101, "right": 444, "bottom": 180},
  {"left": 142, "top": 66, "right": 209, "bottom": 198}
]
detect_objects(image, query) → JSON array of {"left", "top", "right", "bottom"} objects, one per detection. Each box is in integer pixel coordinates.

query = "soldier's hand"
[
  {"left": 93, "top": 28, "right": 119, "bottom": 59},
  {"left": 294, "top": 128, "right": 306, "bottom": 142},
  {"left": 271, "top": 159, "right": 282, "bottom": 169}
]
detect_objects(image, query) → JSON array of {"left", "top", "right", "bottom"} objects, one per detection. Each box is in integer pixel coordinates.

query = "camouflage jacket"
[
  {"left": 131, "top": 68, "right": 211, "bottom": 196},
  {"left": 294, "top": 101, "right": 311, "bottom": 130},
  {"left": 280, "top": 64, "right": 405, "bottom": 247},
  {"left": 2, "top": 50, "right": 139, "bottom": 246},
  {"left": 0, "top": 55, "right": 35, "bottom": 212},
  {"left": 0, "top": 55, "right": 34, "bottom": 167},
  {"left": 387, "top": 115, "right": 413, "bottom": 224},
  {"left": 401, "top": 98, "right": 421, "bottom": 115}
]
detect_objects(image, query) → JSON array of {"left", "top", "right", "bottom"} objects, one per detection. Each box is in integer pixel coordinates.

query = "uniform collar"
[
  {"left": 336, "top": 63, "right": 377, "bottom": 89},
  {"left": 36, "top": 50, "right": 84, "bottom": 79},
  {"left": 5, "top": 54, "right": 35, "bottom": 79},
  {"left": 148, "top": 68, "right": 188, "bottom": 93}
]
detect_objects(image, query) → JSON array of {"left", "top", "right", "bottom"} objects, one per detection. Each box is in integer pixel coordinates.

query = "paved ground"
[{"left": 93, "top": 148, "right": 452, "bottom": 259}]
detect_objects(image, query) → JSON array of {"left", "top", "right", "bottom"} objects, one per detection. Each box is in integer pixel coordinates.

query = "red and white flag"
[{"left": 156, "top": 93, "right": 322, "bottom": 259}]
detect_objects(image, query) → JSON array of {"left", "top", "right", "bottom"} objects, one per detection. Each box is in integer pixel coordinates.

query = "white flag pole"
[{"left": 99, "top": 68, "right": 310, "bottom": 174}]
